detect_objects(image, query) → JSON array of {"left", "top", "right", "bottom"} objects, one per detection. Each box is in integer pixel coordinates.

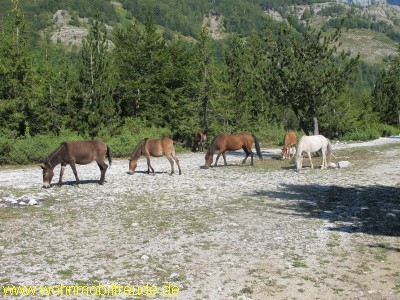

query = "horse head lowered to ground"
[
  {"left": 128, "top": 137, "right": 182, "bottom": 175},
  {"left": 204, "top": 132, "right": 263, "bottom": 168},
  {"left": 281, "top": 131, "right": 297, "bottom": 160},
  {"left": 40, "top": 140, "right": 112, "bottom": 188},
  {"left": 295, "top": 134, "right": 332, "bottom": 172}
]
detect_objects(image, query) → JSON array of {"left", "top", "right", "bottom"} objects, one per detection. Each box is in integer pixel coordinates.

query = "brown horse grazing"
[
  {"left": 194, "top": 130, "right": 207, "bottom": 152},
  {"left": 128, "top": 138, "right": 182, "bottom": 175},
  {"left": 281, "top": 131, "right": 297, "bottom": 160},
  {"left": 40, "top": 140, "right": 112, "bottom": 188},
  {"left": 204, "top": 132, "right": 263, "bottom": 168}
]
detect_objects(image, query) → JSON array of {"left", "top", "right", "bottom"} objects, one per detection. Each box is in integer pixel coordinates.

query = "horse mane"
[
  {"left": 45, "top": 142, "right": 67, "bottom": 168},
  {"left": 130, "top": 138, "right": 148, "bottom": 160}
]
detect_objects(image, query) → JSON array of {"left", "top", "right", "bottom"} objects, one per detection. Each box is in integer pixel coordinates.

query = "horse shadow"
[
  {"left": 199, "top": 164, "right": 243, "bottom": 169},
  {"left": 54, "top": 179, "right": 102, "bottom": 187},
  {"left": 250, "top": 183, "right": 400, "bottom": 237},
  {"left": 126, "top": 170, "right": 166, "bottom": 175}
]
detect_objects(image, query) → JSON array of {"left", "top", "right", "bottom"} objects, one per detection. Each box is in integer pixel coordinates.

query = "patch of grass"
[
  {"left": 394, "top": 283, "right": 400, "bottom": 293},
  {"left": 57, "top": 269, "right": 73, "bottom": 279},
  {"left": 292, "top": 255, "right": 307, "bottom": 268},
  {"left": 45, "top": 258, "right": 56, "bottom": 265},
  {"left": 240, "top": 286, "right": 253, "bottom": 294}
]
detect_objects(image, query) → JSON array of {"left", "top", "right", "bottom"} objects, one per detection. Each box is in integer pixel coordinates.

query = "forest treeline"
[{"left": 0, "top": 0, "right": 399, "bottom": 164}]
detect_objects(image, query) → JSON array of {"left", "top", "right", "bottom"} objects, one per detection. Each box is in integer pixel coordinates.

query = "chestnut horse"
[
  {"left": 205, "top": 132, "right": 263, "bottom": 168},
  {"left": 40, "top": 140, "right": 112, "bottom": 188},
  {"left": 194, "top": 130, "right": 207, "bottom": 152},
  {"left": 128, "top": 138, "right": 182, "bottom": 175},
  {"left": 281, "top": 131, "right": 297, "bottom": 159},
  {"left": 295, "top": 135, "right": 332, "bottom": 172}
]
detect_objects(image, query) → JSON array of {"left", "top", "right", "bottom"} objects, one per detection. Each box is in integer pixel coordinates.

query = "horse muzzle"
[{"left": 42, "top": 183, "right": 51, "bottom": 188}]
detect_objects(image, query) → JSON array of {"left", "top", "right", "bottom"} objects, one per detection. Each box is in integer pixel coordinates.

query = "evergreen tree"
[
  {"left": 31, "top": 37, "right": 77, "bottom": 135},
  {"left": 72, "top": 15, "right": 117, "bottom": 138},
  {"left": 0, "top": 0, "right": 32, "bottom": 136},
  {"left": 372, "top": 47, "right": 400, "bottom": 126},
  {"left": 114, "top": 12, "right": 166, "bottom": 125},
  {"left": 224, "top": 34, "right": 252, "bottom": 130},
  {"left": 194, "top": 27, "right": 217, "bottom": 132},
  {"left": 264, "top": 20, "right": 359, "bottom": 136}
]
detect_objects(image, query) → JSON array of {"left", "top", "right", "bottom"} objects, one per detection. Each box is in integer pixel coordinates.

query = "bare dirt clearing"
[{"left": 0, "top": 137, "right": 399, "bottom": 299}]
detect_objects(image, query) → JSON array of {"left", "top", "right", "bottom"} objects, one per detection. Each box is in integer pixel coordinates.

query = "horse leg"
[
  {"left": 58, "top": 162, "right": 67, "bottom": 185},
  {"left": 292, "top": 146, "right": 297, "bottom": 159},
  {"left": 97, "top": 161, "right": 108, "bottom": 184},
  {"left": 214, "top": 152, "right": 222, "bottom": 166},
  {"left": 222, "top": 152, "right": 228, "bottom": 166},
  {"left": 173, "top": 155, "right": 182, "bottom": 175},
  {"left": 307, "top": 151, "right": 314, "bottom": 169},
  {"left": 146, "top": 157, "right": 155, "bottom": 174},
  {"left": 242, "top": 151, "right": 249, "bottom": 164},
  {"left": 166, "top": 155, "right": 175, "bottom": 175},
  {"left": 69, "top": 162, "right": 80, "bottom": 185},
  {"left": 321, "top": 149, "right": 326, "bottom": 169}
]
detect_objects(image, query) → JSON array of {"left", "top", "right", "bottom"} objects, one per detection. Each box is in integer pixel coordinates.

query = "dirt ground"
[{"left": 0, "top": 137, "right": 399, "bottom": 299}]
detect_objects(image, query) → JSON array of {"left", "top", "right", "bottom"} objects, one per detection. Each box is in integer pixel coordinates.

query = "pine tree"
[
  {"left": 372, "top": 47, "right": 400, "bottom": 126},
  {"left": 72, "top": 15, "right": 117, "bottom": 138},
  {"left": 264, "top": 20, "right": 359, "bottom": 136},
  {"left": 0, "top": 0, "right": 32, "bottom": 136}
]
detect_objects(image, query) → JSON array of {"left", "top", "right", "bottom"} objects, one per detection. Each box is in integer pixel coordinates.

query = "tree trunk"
[
  {"left": 311, "top": 97, "right": 319, "bottom": 135},
  {"left": 313, "top": 116, "right": 319, "bottom": 135}
]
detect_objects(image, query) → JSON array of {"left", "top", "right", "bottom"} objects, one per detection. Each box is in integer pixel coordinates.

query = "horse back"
[
  {"left": 297, "top": 135, "right": 327, "bottom": 154},
  {"left": 216, "top": 132, "right": 253, "bottom": 151},
  {"left": 64, "top": 140, "right": 107, "bottom": 164},
  {"left": 146, "top": 138, "right": 175, "bottom": 157}
]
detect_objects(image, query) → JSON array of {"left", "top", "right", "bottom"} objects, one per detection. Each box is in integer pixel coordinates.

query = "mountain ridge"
[{"left": 33, "top": 0, "right": 400, "bottom": 65}]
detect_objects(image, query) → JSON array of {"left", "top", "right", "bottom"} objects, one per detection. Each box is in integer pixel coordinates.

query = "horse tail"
[
  {"left": 106, "top": 145, "right": 112, "bottom": 167},
  {"left": 252, "top": 134, "right": 263, "bottom": 160},
  {"left": 326, "top": 139, "right": 332, "bottom": 166}
]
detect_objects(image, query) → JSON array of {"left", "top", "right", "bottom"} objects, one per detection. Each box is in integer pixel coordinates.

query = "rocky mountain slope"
[{"left": 45, "top": 1, "right": 400, "bottom": 64}]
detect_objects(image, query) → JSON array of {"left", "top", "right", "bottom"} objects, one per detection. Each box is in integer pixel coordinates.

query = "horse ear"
[{"left": 39, "top": 163, "right": 46, "bottom": 169}]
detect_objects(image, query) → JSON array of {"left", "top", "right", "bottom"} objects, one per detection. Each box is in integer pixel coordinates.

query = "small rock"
[
  {"left": 338, "top": 161, "right": 351, "bottom": 168},
  {"left": 169, "top": 273, "right": 180, "bottom": 280},
  {"left": 28, "top": 199, "right": 38, "bottom": 205},
  {"left": 141, "top": 254, "right": 149, "bottom": 261}
]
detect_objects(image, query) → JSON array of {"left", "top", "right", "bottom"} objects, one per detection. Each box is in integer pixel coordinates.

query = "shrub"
[{"left": 107, "top": 118, "right": 172, "bottom": 157}]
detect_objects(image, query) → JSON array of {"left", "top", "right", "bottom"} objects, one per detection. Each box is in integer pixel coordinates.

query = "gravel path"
[{"left": 0, "top": 137, "right": 399, "bottom": 299}]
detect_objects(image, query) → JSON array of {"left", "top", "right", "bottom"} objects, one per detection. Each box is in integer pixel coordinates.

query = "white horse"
[{"left": 295, "top": 135, "right": 332, "bottom": 172}]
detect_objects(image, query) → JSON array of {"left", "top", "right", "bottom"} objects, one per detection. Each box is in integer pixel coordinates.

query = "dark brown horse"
[
  {"left": 40, "top": 140, "right": 112, "bottom": 188},
  {"left": 281, "top": 131, "right": 297, "bottom": 160},
  {"left": 204, "top": 132, "right": 263, "bottom": 168},
  {"left": 128, "top": 138, "right": 182, "bottom": 175},
  {"left": 193, "top": 130, "right": 207, "bottom": 152}
]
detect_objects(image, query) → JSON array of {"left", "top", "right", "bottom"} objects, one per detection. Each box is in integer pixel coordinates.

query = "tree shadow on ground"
[{"left": 251, "top": 184, "right": 400, "bottom": 237}]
